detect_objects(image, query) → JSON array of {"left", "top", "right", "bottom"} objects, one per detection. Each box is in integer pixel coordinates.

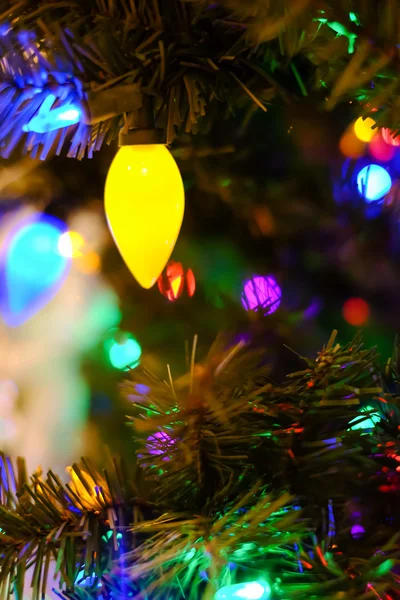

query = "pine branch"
[
  {"left": 192, "top": 1, "right": 400, "bottom": 129},
  {"left": 0, "top": 0, "right": 399, "bottom": 158},
  {"left": 0, "top": 454, "right": 140, "bottom": 600},
  {"left": 125, "top": 333, "right": 383, "bottom": 512},
  {"left": 124, "top": 336, "right": 271, "bottom": 511},
  {"left": 0, "top": 0, "right": 279, "bottom": 158},
  {"left": 3, "top": 333, "right": 400, "bottom": 598},
  {"left": 125, "top": 487, "right": 302, "bottom": 600}
]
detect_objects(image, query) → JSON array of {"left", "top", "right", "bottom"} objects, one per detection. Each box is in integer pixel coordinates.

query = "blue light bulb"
[
  {"left": 357, "top": 164, "right": 392, "bottom": 202},
  {"left": 0, "top": 215, "right": 70, "bottom": 326},
  {"left": 22, "top": 93, "right": 81, "bottom": 134}
]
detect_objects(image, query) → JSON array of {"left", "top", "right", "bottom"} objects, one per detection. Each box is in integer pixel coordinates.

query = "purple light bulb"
[
  {"left": 350, "top": 524, "right": 365, "bottom": 539},
  {"left": 242, "top": 275, "right": 282, "bottom": 315},
  {"left": 146, "top": 431, "right": 175, "bottom": 456}
]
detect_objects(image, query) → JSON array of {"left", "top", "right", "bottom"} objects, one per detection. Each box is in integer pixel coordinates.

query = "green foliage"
[
  {"left": 2, "top": 0, "right": 400, "bottom": 157},
  {"left": 2, "top": 333, "right": 400, "bottom": 598},
  {"left": 0, "top": 455, "right": 136, "bottom": 600},
  {"left": 125, "top": 488, "right": 300, "bottom": 600},
  {"left": 125, "top": 336, "right": 270, "bottom": 510}
]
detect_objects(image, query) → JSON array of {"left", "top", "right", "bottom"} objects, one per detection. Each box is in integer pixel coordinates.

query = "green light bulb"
[
  {"left": 215, "top": 582, "right": 271, "bottom": 600},
  {"left": 349, "top": 405, "right": 380, "bottom": 431},
  {"left": 107, "top": 335, "right": 142, "bottom": 370}
]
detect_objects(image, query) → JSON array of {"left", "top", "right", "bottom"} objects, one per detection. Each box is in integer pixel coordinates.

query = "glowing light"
[
  {"left": 75, "top": 569, "right": 102, "bottom": 589},
  {"left": 339, "top": 129, "right": 366, "bottom": 158},
  {"left": 382, "top": 128, "right": 400, "bottom": 147},
  {"left": 59, "top": 109, "right": 80, "bottom": 122},
  {"left": 76, "top": 251, "right": 101, "bottom": 274},
  {"left": 136, "top": 384, "right": 150, "bottom": 395},
  {"left": 357, "top": 164, "right": 392, "bottom": 201},
  {"left": 0, "top": 215, "right": 70, "bottom": 326},
  {"left": 215, "top": 582, "right": 271, "bottom": 600},
  {"left": 108, "top": 335, "right": 142, "bottom": 370},
  {"left": 146, "top": 430, "right": 175, "bottom": 456},
  {"left": 66, "top": 467, "right": 111, "bottom": 511},
  {"left": 127, "top": 383, "right": 151, "bottom": 403},
  {"left": 342, "top": 298, "right": 370, "bottom": 326},
  {"left": 171, "top": 276, "right": 181, "bottom": 297},
  {"left": 349, "top": 11, "right": 360, "bottom": 24},
  {"left": 368, "top": 132, "right": 395, "bottom": 162},
  {"left": 104, "top": 145, "right": 185, "bottom": 289},
  {"left": 158, "top": 261, "right": 196, "bottom": 301},
  {"left": 242, "top": 275, "right": 281, "bottom": 314},
  {"left": 349, "top": 405, "right": 380, "bottom": 430},
  {"left": 351, "top": 524, "right": 365, "bottom": 539},
  {"left": 103, "top": 530, "right": 123, "bottom": 542},
  {"left": 58, "top": 231, "right": 85, "bottom": 258},
  {"left": 354, "top": 117, "right": 377, "bottom": 143},
  {"left": 22, "top": 94, "right": 81, "bottom": 134}
]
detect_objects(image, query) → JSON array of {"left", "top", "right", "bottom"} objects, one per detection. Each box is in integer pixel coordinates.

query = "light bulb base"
[{"left": 118, "top": 128, "right": 165, "bottom": 146}]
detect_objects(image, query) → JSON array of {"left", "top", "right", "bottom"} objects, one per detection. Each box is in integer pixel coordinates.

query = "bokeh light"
[
  {"left": 350, "top": 524, "right": 365, "bottom": 539},
  {"left": 382, "top": 128, "right": 400, "bottom": 147},
  {"left": 0, "top": 214, "right": 70, "bottom": 326},
  {"left": 215, "top": 581, "right": 271, "bottom": 600},
  {"left": 75, "top": 568, "right": 102, "bottom": 589},
  {"left": 158, "top": 261, "right": 195, "bottom": 301},
  {"left": 354, "top": 117, "right": 377, "bottom": 143},
  {"left": 339, "top": 129, "right": 366, "bottom": 158},
  {"left": 242, "top": 275, "right": 281, "bottom": 314},
  {"left": 136, "top": 384, "right": 150, "bottom": 395},
  {"left": 107, "top": 334, "right": 142, "bottom": 370},
  {"left": 349, "top": 405, "right": 380, "bottom": 430},
  {"left": 58, "top": 231, "right": 85, "bottom": 258},
  {"left": 342, "top": 298, "right": 370, "bottom": 326},
  {"left": 146, "top": 430, "right": 175, "bottom": 456},
  {"left": 76, "top": 251, "right": 101, "bottom": 274},
  {"left": 368, "top": 132, "right": 395, "bottom": 162},
  {"left": 357, "top": 164, "right": 392, "bottom": 202},
  {"left": 126, "top": 383, "right": 151, "bottom": 403}
]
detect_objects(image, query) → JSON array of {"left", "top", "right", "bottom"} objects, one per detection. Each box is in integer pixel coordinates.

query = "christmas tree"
[{"left": 2, "top": 331, "right": 400, "bottom": 599}]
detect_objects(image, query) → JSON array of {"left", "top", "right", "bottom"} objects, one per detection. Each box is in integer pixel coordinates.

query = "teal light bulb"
[
  {"left": 108, "top": 336, "right": 142, "bottom": 370},
  {"left": 215, "top": 582, "right": 271, "bottom": 600},
  {"left": 349, "top": 405, "right": 380, "bottom": 430}
]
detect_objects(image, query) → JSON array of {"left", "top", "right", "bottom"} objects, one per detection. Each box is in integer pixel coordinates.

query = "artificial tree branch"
[
  {"left": 0, "top": 0, "right": 399, "bottom": 159},
  {"left": 1, "top": 334, "right": 400, "bottom": 598},
  {"left": 0, "top": 454, "right": 139, "bottom": 600}
]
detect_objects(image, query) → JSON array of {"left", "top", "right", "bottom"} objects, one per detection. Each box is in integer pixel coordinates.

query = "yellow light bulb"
[
  {"left": 104, "top": 144, "right": 185, "bottom": 289},
  {"left": 354, "top": 117, "right": 377, "bottom": 143},
  {"left": 66, "top": 466, "right": 111, "bottom": 511}
]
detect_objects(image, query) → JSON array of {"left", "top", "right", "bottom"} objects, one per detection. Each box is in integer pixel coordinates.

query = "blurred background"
[{"left": 0, "top": 100, "right": 397, "bottom": 475}]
